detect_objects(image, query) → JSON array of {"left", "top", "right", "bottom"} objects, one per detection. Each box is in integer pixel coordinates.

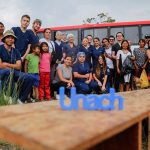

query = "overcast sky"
[{"left": 0, "top": 0, "right": 150, "bottom": 30}]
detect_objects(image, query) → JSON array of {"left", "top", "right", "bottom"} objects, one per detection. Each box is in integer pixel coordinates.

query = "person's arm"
[
  {"left": 0, "top": 60, "right": 21, "bottom": 70},
  {"left": 24, "top": 60, "right": 28, "bottom": 73},
  {"left": 73, "top": 72, "right": 89, "bottom": 79},
  {"left": 93, "top": 73, "right": 102, "bottom": 86},
  {"left": 116, "top": 59, "right": 121, "bottom": 74},
  {"left": 85, "top": 73, "right": 92, "bottom": 84},
  {"left": 21, "top": 44, "right": 31, "bottom": 62},
  {"left": 102, "top": 75, "right": 108, "bottom": 91},
  {"left": 112, "top": 51, "right": 117, "bottom": 60}
]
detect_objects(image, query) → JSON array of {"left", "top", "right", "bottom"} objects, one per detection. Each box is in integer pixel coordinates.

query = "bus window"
[
  {"left": 37, "top": 32, "right": 44, "bottom": 39},
  {"left": 94, "top": 28, "right": 108, "bottom": 40},
  {"left": 124, "top": 26, "right": 139, "bottom": 44},
  {"left": 59, "top": 30, "right": 78, "bottom": 45},
  {"left": 83, "top": 29, "right": 94, "bottom": 38},
  {"left": 110, "top": 27, "right": 124, "bottom": 37},
  {"left": 141, "top": 25, "right": 150, "bottom": 38}
]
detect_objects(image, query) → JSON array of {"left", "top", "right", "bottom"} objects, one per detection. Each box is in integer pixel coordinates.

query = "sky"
[{"left": 0, "top": 0, "right": 150, "bottom": 30}]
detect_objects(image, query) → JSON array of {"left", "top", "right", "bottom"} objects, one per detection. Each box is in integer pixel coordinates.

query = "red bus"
[{"left": 38, "top": 20, "right": 150, "bottom": 45}]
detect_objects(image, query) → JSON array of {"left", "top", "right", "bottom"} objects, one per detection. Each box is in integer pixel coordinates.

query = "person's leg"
[
  {"left": 44, "top": 72, "right": 51, "bottom": 100},
  {"left": 39, "top": 72, "right": 45, "bottom": 101},
  {"left": 15, "top": 71, "right": 34, "bottom": 103}
]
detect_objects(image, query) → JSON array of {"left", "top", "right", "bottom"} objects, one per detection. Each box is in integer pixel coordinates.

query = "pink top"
[{"left": 39, "top": 53, "right": 51, "bottom": 72}]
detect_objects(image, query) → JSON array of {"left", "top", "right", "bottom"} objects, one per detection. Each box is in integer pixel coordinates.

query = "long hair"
[
  {"left": 95, "top": 54, "right": 107, "bottom": 78},
  {"left": 40, "top": 42, "right": 49, "bottom": 54}
]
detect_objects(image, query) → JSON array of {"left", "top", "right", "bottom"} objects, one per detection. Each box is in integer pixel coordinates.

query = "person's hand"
[
  {"left": 101, "top": 85, "right": 106, "bottom": 91},
  {"left": 85, "top": 80, "right": 90, "bottom": 84},
  {"left": 21, "top": 57, "right": 25, "bottom": 62},
  {"left": 85, "top": 73, "right": 90, "bottom": 79},
  {"left": 3, "top": 62, "right": 9, "bottom": 67},
  {"left": 98, "top": 81, "right": 102, "bottom": 87}
]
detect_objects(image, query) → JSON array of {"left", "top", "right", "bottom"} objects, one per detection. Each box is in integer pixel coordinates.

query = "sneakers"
[{"left": 17, "top": 99, "right": 24, "bottom": 104}]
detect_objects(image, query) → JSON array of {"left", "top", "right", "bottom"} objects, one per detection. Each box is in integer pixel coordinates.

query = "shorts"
[{"left": 29, "top": 73, "right": 39, "bottom": 87}]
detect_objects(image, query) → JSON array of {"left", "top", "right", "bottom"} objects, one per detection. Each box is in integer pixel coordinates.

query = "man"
[
  {"left": 112, "top": 32, "right": 124, "bottom": 92},
  {"left": 0, "top": 30, "right": 34, "bottom": 104},
  {"left": 12, "top": 14, "right": 31, "bottom": 62},
  {"left": 87, "top": 35, "right": 93, "bottom": 46},
  {"left": 0, "top": 22, "right": 5, "bottom": 45},
  {"left": 29, "top": 19, "right": 42, "bottom": 45},
  {"left": 109, "top": 35, "right": 115, "bottom": 46}
]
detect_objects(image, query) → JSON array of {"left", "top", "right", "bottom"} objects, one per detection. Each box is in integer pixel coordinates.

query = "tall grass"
[{"left": 0, "top": 70, "right": 22, "bottom": 106}]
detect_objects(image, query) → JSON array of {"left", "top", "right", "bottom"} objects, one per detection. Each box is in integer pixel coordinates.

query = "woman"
[
  {"left": 102, "top": 38, "right": 114, "bottom": 87},
  {"left": 53, "top": 55, "right": 74, "bottom": 99},
  {"left": 73, "top": 52, "right": 93, "bottom": 94},
  {"left": 78, "top": 38, "right": 93, "bottom": 67},
  {"left": 116, "top": 40, "right": 134, "bottom": 92},
  {"left": 91, "top": 54, "right": 110, "bottom": 93},
  {"left": 62, "top": 33, "right": 78, "bottom": 63},
  {"left": 92, "top": 37, "right": 105, "bottom": 68},
  {"left": 133, "top": 39, "right": 147, "bottom": 78},
  {"left": 39, "top": 28, "right": 55, "bottom": 53}
]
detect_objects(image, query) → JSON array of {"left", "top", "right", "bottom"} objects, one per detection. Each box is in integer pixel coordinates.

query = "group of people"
[{"left": 0, "top": 14, "right": 150, "bottom": 104}]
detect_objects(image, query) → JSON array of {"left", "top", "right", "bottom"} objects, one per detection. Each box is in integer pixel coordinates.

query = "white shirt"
[
  {"left": 105, "top": 47, "right": 114, "bottom": 69},
  {"left": 39, "top": 38, "right": 55, "bottom": 53}
]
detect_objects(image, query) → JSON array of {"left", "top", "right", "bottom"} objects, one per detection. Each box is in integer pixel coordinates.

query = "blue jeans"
[{"left": 0, "top": 69, "right": 34, "bottom": 102}]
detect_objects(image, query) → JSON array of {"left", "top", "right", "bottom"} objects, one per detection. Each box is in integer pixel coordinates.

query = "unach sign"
[{"left": 59, "top": 87, "right": 124, "bottom": 110}]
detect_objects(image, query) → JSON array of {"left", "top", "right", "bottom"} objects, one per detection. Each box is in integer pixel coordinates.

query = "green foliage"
[
  {"left": 0, "top": 70, "right": 20, "bottom": 106},
  {"left": 83, "top": 12, "right": 116, "bottom": 24}
]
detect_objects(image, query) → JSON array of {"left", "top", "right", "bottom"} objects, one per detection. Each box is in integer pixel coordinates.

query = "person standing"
[
  {"left": 24, "top": 44, "right": 40, "bottom": 100},
  {"left": 29, "top": 19, "right": 42, "bottom": 45},
  {"left": 12, "top": 15, "right": 31, "bottom": 62},
  {"left": 39, "top": 28, "right": 55, "bottom": 53},
  {"left": 112, "top": 32, "right": 124, "bottom": 92},
  {"left": 39, "top": 42, "right": 51, "bottom": 101}
]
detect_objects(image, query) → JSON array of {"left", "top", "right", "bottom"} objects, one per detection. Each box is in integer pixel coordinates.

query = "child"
[
  {"left": 24, "top": 44, "right": 40, "bottom": 100},
  {"left": 39, "top": 42, "right": 51, "bottom": 101},
  {"left": 91, "top": 54, "right": 110, "bottom": 93}
]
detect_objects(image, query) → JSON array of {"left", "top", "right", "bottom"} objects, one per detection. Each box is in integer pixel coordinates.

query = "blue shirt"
[
  {"left": 28, "top": 29, "right": 39, "bottom": 45},
  {"left": 12, "top": 27, "right": 30, "bottom": 56},
  {"left": 73, "top": 61, "right": 91, "bottom": 82},
  {"left": 0, "top": 45, "right": 21, "bottom": 64},
  {"left": 78, "top": 44, "right": 94, "bottom": 66},
  {"left": 92, "top": 46, "right": 105, "bottom": 67},
  {"left": 63, "top": 43, "right": 78, "bottom": 62},
  {"left": 93, "top": 66, "right": 110, "bottom": 83}
]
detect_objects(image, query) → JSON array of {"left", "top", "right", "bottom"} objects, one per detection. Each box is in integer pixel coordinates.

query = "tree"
[{"left": 83, "top": 12, "right": 116, "bottom": 24}]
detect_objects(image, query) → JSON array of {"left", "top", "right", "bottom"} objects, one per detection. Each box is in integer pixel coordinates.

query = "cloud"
[{"left": 0, "top": 0, "right": 149, "bottom": 30}]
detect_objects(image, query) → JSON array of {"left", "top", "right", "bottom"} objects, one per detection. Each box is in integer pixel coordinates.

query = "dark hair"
[
  {"left": 95, "top": 54, "right": 107, "bottom": 77},
  {"left": 116, "top": 32, "right": 124, "bottom": 38},
  {"left": 21, "top": 14, "right": 30, "bottom": 20},
  {"left": 93, "top": 37, "right": 100, "bottom": 41},
  {"left": 33, "top": 19, "right": 42, "bottom": 26},
  {"left": 138, "top": 39, "right": 146, "bottom": 45},
  {"left": 87, "top": 35, "right": 93, "bottom": 38},
  {"left": 109, "top": 35, "right": 115, "bottom": 40},
  {"left": 44, "top": 28, "right": 51, "bottom": 33},
  {"left": 64, "top": 54, "right": 72, "bottom": 60},
  {"left": 0, "top": 22, "right": 4, "bottom": 27},
  {"left": 120, "top": 40, "right": 130, "bottom": 51},
  {"left": 102, "top": 38, "right": 109, "bottom": 43},
  {"left": 40, "top": 42, "right": 49, "bottom": 53},
  {"left": 30, "top": 44, "right": 40, "bottom": 52}
]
